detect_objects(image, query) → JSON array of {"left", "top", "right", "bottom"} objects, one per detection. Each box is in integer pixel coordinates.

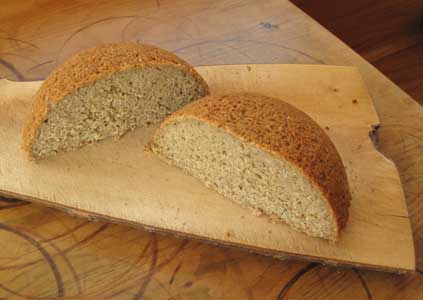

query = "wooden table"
[{"left": 0, "top": 1, "right": 422, "bottom": 299}]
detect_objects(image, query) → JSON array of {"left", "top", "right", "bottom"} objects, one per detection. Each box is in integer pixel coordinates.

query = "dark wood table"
[{"left": 1, "top": 1, "right": 422, "bottom": 299}]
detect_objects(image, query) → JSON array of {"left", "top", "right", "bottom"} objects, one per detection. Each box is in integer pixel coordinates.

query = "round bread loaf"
[
  {"left": 23, "top": 43, "right": 209, "bottom": 159},
  {"left": 148, "top": 93, "right": 351, "bottom": 240}
]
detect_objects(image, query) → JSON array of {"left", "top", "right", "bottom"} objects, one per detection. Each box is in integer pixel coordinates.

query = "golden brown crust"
[
  {"left": 158, "top": 93, "right": 351, "bottom": 235},
  {"left": 22, "top": 42, "right": 209, "bottom": 158}
]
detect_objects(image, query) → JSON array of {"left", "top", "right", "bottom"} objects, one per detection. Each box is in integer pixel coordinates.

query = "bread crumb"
[
  {"left": 251, "top": 207, "right": 264, "bottom": 216},
  {"left": 352, "top": 99, "right": 358, "bottom": 104},
  {"left": 325, "top": 126, "right": 330, "bottom": 130}
]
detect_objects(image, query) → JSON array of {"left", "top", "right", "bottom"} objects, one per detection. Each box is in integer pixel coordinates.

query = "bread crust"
[
  {"left": 22, "top": 42, "right": 209, "bottom": 158},
  {"left": 154, "top": 93, "right": 351, "bottom": 237}
]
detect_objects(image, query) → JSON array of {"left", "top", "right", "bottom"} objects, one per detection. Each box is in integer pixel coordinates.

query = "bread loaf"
[
  {"left": 23, "top": 43, "right": 209, "bottom": 159},
  {"left": 148, "top": 93, "right": 351, "bottom": 240}
]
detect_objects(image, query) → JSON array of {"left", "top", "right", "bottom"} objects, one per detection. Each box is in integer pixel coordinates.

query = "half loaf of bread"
[
  {"left": 23, "top": 43, "right": 209, "bottom": 159},
  {"left": 148, "top": 93, "right": 351, "bottom": 240}
]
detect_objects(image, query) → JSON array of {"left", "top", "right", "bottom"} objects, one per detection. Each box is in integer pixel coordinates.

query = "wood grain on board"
[
  {"left": 0, "top": 64, "right": 415, "bottom": 272},
  {"left": 0, "top": 0, "right": 422, "bottom": 299}
]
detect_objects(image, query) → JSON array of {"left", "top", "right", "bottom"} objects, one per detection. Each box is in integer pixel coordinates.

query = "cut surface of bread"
[
  {"left": 23, "top": 43, "right": 208, "bottom": 159},
  {"left": 148, "top": 93, "right": 351, "bottom": 240}
]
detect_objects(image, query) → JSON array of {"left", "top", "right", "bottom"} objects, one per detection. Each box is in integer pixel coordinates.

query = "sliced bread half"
[
  {"left": 23, "top": 43, "right": 209, "bottom": 159},
  {"left": 148, "top": 93, "right": 351, "bottom": 240}
]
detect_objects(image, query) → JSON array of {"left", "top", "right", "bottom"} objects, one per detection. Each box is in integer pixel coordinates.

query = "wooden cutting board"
[{"left": 0, "top": 64, "right": 415, "bottom": 272}]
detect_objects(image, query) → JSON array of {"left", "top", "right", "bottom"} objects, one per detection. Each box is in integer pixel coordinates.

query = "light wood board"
[{"left": 0, "top": 64, "right": 415, "bottom": 271}]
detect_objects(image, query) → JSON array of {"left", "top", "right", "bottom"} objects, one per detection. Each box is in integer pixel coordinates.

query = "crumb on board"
[
  {"left": 251, "top": 208, "right": 264, "bottom": 216},
  {"left": 226, "top": 231, "right": 235, "bottom": 238},
  {"left": 352, "top": 99, "right": 358, "bottom": 104},
  {"left": 325, "top": 126, "right": 330, "bottom": 130}
]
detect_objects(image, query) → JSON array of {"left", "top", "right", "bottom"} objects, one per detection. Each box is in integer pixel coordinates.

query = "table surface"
[{"left": 0, "top": 1, "right": 422, "bottom": 299}]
